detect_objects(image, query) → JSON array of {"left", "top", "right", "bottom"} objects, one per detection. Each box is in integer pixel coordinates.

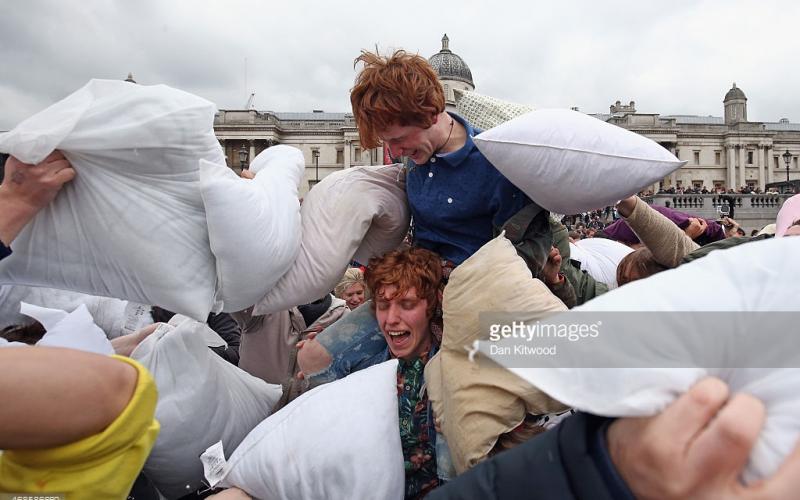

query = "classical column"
[
  {"left": 343, "top": 139, "right": 351, "bottom": 169},
  {"left": 669, "top": 144, "right": 678, "bottom": 187},
  {"left": 738, "top": 145, "right": 747, "bottom": 189},
  {"left": 766, "top": 146, "right": 775, "bottom": 184},
  {"left": 249, "top": 140, "right": 256, "bottom": 163},
  {"left": 726, "top": 146, "right": 736, "bottom": 190},
  {"left": 218, "top": 139, "right": 228, "bottom": 167},
  {"left": 757, "top": 145, "right": 765, "bottom": 191}
]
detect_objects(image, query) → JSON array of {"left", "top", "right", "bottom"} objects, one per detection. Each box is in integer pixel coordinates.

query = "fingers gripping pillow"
[
  {"left": 132, "top": 316, "right": 282, "bottom": 498},
  {"left": 425, "top": 234, "right": 569, "bottom": 473},
  {"left": 199, "top": 145, "right": 304, "bottom": 312},
  {"left": 214, "top": 359, "right": 404, "bottom": 500},
  {"left": 0, "top": 79, "right": 223, "bottom": 320},
  {"left": 500, "top": 237, "right": 800, "bottom": 484},
  {"left": 252, "top": 164, "right": 409, "bottom": 315},
  {"left": 473, "top": 109, "right": 685, "bottom": 214}
]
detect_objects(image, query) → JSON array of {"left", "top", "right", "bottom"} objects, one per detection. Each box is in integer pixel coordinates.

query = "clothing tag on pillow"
[{"left": 200, "top": 441, "right": 229, "bottom": 487}]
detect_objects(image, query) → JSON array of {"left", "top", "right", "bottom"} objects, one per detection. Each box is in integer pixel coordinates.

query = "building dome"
[
  {"left": 428, "top": 34, "right": 474, "bottom": 87},
  {"left": 724, "top": 82, "right": 746, "bottom": 102}
]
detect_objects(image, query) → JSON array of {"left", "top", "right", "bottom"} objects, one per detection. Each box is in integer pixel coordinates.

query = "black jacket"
[{"left": 427, "top": 413, "right": 634, "bottom": 500}]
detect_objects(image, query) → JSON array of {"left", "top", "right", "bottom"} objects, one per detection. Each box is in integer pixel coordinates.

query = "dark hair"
[
  {"left": 616, "top": 248, "right": 668, "bottom": 286},
  {"left": 1, "top": 321, "right": 46, "bottom": 345}
]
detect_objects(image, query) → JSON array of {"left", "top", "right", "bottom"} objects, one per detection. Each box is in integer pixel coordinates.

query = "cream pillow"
[
  {"left": 253, "top": 164, "right": 409, "bottom": 315},
  {"left": 453, "top": 89, "right": 533, "bottom": 131},
  {"left": 426, "top": 234, "right": 568, "bottom": 473},
  {"left": 474, "top": 109, "right": 685, "bottom": 214}
]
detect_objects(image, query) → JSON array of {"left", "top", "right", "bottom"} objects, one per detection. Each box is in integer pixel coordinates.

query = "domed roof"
[
  {"left": 428, "top": 34, "right": 474, "bottom": 87},
  {"left": 724, "top": 82, "right": 746, "bottom": 101}
]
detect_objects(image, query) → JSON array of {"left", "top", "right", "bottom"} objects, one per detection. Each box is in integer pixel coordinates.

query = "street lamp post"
[
  {"left": 239, "top": 144, "right": 249, "bottom": 171},
  {"left": 783, "top": 149, "right": 792, "bottom": 183},
  {"left": 313, "top": 149, "right": 320, "bottom": 183}
]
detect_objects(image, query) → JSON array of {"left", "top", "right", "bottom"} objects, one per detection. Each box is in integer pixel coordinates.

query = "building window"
[
  {"left": 747, "top": 151, "right": 754, "bottom": 164},
  {"left": 692, "top": 180, "right": 703, "bottom": 189},
  {"left": 714, "top": 151, "right": 721, "bottom": 165},
  {"left": 713, "top": 180, "right": 724, "bottom": 189},
  {"left": 795, "top": 157, "right": 798, "bottom": 169},
  {"left": 336, "top": 148, "right": 344, "bottom": 164},
  {"left": 675, "top": 149, "right": 680, "bottom": 160},
  {"left": 693, "top": 151, "right": 700, "bottom": 165},
  {"left": 354, "top": 146, "right": 361, "bottom": 163},
  {"left": 746, "top": 180, "right": 756, "bottom": 190},
  {"left": 775, "top": 156, "right": 780, "bottom": 169}
]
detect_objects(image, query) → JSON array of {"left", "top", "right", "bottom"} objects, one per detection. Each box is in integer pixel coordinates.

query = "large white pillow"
[
  {"left": 253, "top": 164, "right": 409, "bottom": 315},
  {"left": 199, "top": 145, "right": 304, "bottom": 312},
  {"left": 473, "top": 109, "right": 685, "bottom": 214},
  {"left": 568, "top": 237, "right": 633, "bottom": 289},
  {"left": 215, "top": 359, "right": 404, "bottom": 500},
  {"left": 485, "top": 237, "right": 800, "bottom": 484},
  {"left": 0, "top": 79, "right": 223, "bottom": 320},
  {"left": 132, "top": 316, "right": 281, "bottom": 499},
  {"left": 0, "top": 284, "right": 152, "bottom": 339},
  {"left": 453, "top": 89, "right": 533, "bottom": 131}
]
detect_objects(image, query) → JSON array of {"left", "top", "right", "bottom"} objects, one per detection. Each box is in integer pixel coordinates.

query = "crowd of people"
[{"left": 2, "top": 49, "right": 800, "bottom": 500}]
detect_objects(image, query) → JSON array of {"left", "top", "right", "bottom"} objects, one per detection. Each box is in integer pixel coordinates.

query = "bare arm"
[{"left": 0, "top": 347, "right": 138, "bottom": 449}]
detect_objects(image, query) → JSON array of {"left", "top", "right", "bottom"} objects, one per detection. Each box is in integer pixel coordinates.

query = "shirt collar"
[{"left": 433, "top": 112, "right": 476, "bottom": 167}]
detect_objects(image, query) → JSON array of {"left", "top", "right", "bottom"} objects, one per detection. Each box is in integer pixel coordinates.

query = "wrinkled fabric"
[{"left": 602, "top": 204, "right": 724, "bottom": 245}]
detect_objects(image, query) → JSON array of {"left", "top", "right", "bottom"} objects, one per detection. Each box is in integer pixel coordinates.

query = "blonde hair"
[{"left": 334, "top": 268, "right": 369, "bottom": 300}]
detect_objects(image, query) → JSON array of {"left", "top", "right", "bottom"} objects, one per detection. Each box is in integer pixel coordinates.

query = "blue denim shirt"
[{"left": 406, "top": 112, "right": 530, "bottom": 265}]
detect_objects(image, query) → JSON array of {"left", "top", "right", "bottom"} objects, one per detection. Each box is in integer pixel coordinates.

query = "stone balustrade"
[{"left": 647, "top": 193, "right": 791, "bottom": 231}]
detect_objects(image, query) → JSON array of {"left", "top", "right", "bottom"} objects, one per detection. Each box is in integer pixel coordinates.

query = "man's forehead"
[{"left": 377, "top": 284, "right": 418, "bottom": 301}]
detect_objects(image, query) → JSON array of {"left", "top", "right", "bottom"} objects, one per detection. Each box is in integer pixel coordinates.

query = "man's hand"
[
  {"left": 110, "top": 323, "right": 159, "bottom": 357},
  {"left": 722, "top": 217, "right": 741, "bottom": 238},
  {"left": 240, "top": 168, "right": 255, "bottom": 180},
  {"left": 0, "top": 152, "right": 75, "bottom": 245},
  {"left": 684, "top": 217, "right": 708, "bottom": 240},
  {"left": 608, "top": 377, "right": 800, "bottom": 499},
  {"left": 540, "top": 246, "right": 564, "bottom": 286},
  {"left": 615, "top": 196, "right": 638, "bottom": 218}
]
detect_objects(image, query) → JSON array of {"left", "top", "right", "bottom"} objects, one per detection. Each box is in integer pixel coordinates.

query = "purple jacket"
[{"left": 603, "top": 205, "right": 725, "bottom": 246}]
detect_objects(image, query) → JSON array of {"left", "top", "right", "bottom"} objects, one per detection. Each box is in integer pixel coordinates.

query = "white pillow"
[
  {"left": 132, "top": 316, "right": 281, "bottom": 498},
  {"left": 199, "top": 145, "right": 304, "bottom": 312},
  {"left": 0, "top": 79, "right": 223, "bottom": 320},
  {"left": 216, "top": 359, "right": 404, "bottom": 500},
  {"left": 474, "top": 109, "right": 685, "bottom": 214},
  {"left": 253, "top": 164, "right": 409, "bottom": 315},
  {"left": 568, "top": 238, "right": 633, "bottom": 289},
  {"left": 492, "top": 237, "right": 800, "bottom": 484},
  {"left": 454, "top": 89, "right": 533, "bottom": 131}
]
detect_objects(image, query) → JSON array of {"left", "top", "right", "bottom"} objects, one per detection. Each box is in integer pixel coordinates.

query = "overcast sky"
[{"left": 2, "top": 0, "right": 798, "bottom": 130}]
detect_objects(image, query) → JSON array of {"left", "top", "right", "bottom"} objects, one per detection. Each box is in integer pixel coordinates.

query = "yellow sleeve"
[{"left": 0, "top": 355, "right": 160, "bottom": 500}]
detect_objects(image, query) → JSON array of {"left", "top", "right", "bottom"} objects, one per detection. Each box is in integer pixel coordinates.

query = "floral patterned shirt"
[{"left": 395, "top": 346, "right": 440, "bottom": 499}]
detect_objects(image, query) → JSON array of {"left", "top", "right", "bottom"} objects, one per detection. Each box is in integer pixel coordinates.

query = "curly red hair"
[
  {"left": 365, "top": 247, "right": 442, "bottom": 317},
  {"left": 350, "top": 50, "right": 445, "bottom": 149}
]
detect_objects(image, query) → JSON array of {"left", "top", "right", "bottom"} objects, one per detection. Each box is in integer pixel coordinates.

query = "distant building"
[{"left": 214, "top": 38, "right": 800, "bottom": 195}]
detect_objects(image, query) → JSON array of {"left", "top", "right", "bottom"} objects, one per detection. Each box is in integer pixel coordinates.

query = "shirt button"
[
  {"left": 431, "top": 158, "right": 437, "bottom": 163},
  {"left": 428, "top": 172, "right": 434, "bottom": 178},
  {"left": 447, "top": 197, "right": 453, "bottom": 204}
]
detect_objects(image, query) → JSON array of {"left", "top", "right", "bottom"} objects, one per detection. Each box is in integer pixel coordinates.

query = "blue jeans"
[{"left": 305, "top": 300, "right": 389, "bottom": 386}]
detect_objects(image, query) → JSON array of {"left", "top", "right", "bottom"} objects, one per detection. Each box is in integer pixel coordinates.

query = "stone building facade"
[
  {"left": 596, "top": 84, "right": 800, "bottom": 193},
  {"left": 214, "top": 37, "right": 800, "bottom": 196}
]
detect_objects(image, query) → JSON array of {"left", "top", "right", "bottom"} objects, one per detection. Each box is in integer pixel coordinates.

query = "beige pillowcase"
[
  {"left": 454, "top": 89, "right": 533, "bottom": 131},
  {"left": 425, "top": 234, "right": 569, "bottom": 474},
  {"left": 253, "top": 164, "right": 409, "bottom": 315}
]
